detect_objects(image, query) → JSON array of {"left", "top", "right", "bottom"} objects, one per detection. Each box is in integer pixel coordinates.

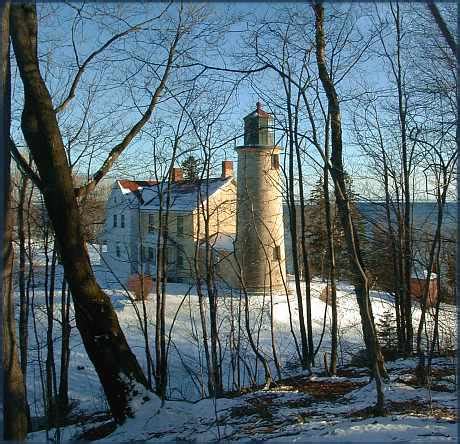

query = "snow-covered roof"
[
  {"left": 411, "top": 269, "right": 437, "bottom": 280},
  {"left": 118, "top": 179, "right": 159, "bottom": 194},
  {"left": 115, "top": 177, "right": 234, "bottom": 212}
]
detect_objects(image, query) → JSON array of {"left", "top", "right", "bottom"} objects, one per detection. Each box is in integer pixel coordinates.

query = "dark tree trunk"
[
  {"left": 381, "top": 156, "right": 403, "bottom": 351},
  {"left": 284, "top": 81, "right": 310, "bottom": 369},
  {"left": 18, "top": 172, "right": 30, "bottom": 379},
  {"left": 313, "top": 1, "right": 386, "bottom": 414},
  {"left": 202, "top": 157, "right": 223, "bottom": 396},
  {"left": 58, "top": 277, "right": 71, "bottom": 411},
  {"left": 2, "top": 2, "right": 29, "bottom": 439},
  {"left": 9, "top": 4, "right": 147, "bottom": 423},
  {"left": 385, "top": 2, "right": 413, "bottom": 355},
  {"left": 294, "top": 108, "right": 315, "bottom": 366},
  {"left": 416, "top": 167, "right": 449, "bottom": 361},
  {"left": 323, "top": 113, "right": 338, "bottom": 375}
]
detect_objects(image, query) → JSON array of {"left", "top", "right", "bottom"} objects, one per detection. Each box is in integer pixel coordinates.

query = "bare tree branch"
[
  {"left": 9, "top": 137, "right": 43, "bottom": 191},
  {"left": 426, "top": 1, "right": 457, "bottom": 57},
  {"left": 74, "top": 18, "right": 182, "bottom": 199},
  {"left": 55, "top": 6, "right": 172, "bottom": 114}
]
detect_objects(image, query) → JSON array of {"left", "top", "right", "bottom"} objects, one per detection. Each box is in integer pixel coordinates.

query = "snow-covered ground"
[
  {"left": 18, "top": 244, "right": 457, "bottom": 441},
  {"left": 28, "top": 355, "right": 458, "bottom": 442}
]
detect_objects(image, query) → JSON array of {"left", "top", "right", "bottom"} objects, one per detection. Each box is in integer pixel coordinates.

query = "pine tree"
[
  {"left": 181, "top": 155, "right": 201, "bottom": 180},
  {"left": 306, "top": 177, "right": 328, "bottom": 276},
  {"left": 306, "top": 177, "right": 344, "bottom": 278},
  {"left": 376, "top": 309, "right": 398, "bottom": 353}
]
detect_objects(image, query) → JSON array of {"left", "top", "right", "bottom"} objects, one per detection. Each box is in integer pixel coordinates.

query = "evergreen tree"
[
  {"left": 181, "top": 155, "right": 201, "bottom": 180},
  {"left": 366, "top": 224, "right": 395, "bottom": 292},
  {"left": 306, "top": 176, "right": 346, "bottom": 278},
  {"left": 306, "top": 177, "right": 329, "bottom": 277},
  {"left": 376, "top": 309, "right": 398, "bottom": 352}
]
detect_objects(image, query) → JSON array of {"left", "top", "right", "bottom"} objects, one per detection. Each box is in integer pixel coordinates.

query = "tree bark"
[
  {"left": 284, "top": 79, "right": 310, "bottom": 369},
  {"left": 2, "top": 1, "right": 29, "bottom": 439},
  {"left": 323, "top": 112, "right": 338, "bottom": 375},
  {"left": 9, "top": 3, "right": 147, "bottom": 423},
  {"left": 58, "top": 277, "right": 71, "bottom": 411},
  {"left": 313, "top": 1, "right": 386, "bottom": 414}
]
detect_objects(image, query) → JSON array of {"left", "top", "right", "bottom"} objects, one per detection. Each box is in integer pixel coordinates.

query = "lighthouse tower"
[{"left": 235, "top": 102, "right": 286, "bottom": 293}]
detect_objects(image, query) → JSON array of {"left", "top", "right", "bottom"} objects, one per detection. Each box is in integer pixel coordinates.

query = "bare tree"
[
  {"left": 2, "top": 1, "right": 29, "bottom": 438},
  {"left": 9, "top": 3, "right": 148, "bottom": 423},
  {"left": 313, "top": 1, "right": 386, "bottom": 414}
]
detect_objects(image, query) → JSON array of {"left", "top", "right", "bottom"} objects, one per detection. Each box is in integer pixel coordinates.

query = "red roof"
[
  {"left": 255, "top": 101, "right": 270, "bottom": 117},
  {"left": 244, "top": 102, "right": 271, "bottom": 119},
  {"left": 118, "top": 179, "right": 158, "bottom": 192}
]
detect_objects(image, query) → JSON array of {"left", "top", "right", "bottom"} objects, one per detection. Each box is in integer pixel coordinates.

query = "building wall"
[
  {"left": 235, "top": 146, "right": 286, "bottom": 292},
  {"left": 101, "top": 185, "right": 138, "bottom": 283},
  {"left": 138, "top": 180, "right": 237, "bottom": 284},
  {"left": 192, "top": 180, "right": 237, "bottom": 240}
]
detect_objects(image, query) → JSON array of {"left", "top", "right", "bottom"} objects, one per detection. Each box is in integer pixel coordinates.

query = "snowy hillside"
[{"left": 21, "top": 251, "right": 457, "bottom": 442}]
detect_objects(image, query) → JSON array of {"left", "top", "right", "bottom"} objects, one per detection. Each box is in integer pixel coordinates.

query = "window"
[
  {"left": 160, "top": 214, "right": 168, "bottom": 233},
  {"left": 148, "top": 247, "right": 156, "bottom": 265},
  {"left": 148, "top": 214, "right": 155, "bottom": 232},
  {"left": 116, "top": 243, "right": 121, "bottom": 257},
  {"left": 176, "top": 248, "right": 184, "bottom": 268},
  {"left": 142, "top": 246, "right": 156, "bottom": 264},
  {"left": 271, "top": 154, "right": 280, "bottom": 170},
  {"left": 113, "top": 214, "right": 118, "bottom": 228},
  {"left": 176, "top": 215, "right": 184, "bottom": 236},
  {"left": 166, "top": 247, "right": 173, "bottom": 264},
  {"left": 273, "top": 245, "right": 281, "bottom": 261},
  {"left": 121, "top": 214, "right": 125, "bottom": 228}
]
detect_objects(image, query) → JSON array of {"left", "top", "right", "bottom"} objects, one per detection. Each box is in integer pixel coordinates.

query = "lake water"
[{"left": 357, "top": 201, "right": 457, "bottom": 236}]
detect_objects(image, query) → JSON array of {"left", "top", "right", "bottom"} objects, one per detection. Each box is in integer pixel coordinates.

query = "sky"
[{"left": 10, "top": 2, "right": 457, "bottom": 201}]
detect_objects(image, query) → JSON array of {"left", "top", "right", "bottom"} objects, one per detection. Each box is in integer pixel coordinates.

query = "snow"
[
  {"left": 18, "top": 249, "right": 457, "bottom": 442},
  {"left": 29, "top": 373, "right": 458, "bottom": 442},
  {"left": 411, "top": 269, "right": 438, "bottom": 280},
  {"left": 119, "top": 177, "right": 234, "bottom": 212}
]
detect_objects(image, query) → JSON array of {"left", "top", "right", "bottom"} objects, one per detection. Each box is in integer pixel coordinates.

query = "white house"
[
  {"left": 99, "top": 164, "right": 237, "bottom": 285},
  {"left": 100, "top": 103, "right": 287, "bottom": 291}
]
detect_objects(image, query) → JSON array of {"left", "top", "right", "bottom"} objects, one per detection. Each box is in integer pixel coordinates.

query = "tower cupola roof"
[
  {"left": 244, "top": 101, "right": 271, "bottom": 120},
  {"left": 241, "top": 102, "right": 274, "bottom": 147}
]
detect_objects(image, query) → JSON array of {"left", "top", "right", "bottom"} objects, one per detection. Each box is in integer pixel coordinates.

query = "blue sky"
[{"left": 10, "top": 2, "right": 456, "bottom": 201}]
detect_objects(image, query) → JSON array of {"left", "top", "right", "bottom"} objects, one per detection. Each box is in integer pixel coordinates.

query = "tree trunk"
[
  {"left": 58, "top": 277, "right": 71, "bottom": 411},
  {"left": 18, "top": 171, "right": 30, "bottom": 379},
  {"left": 294, "top": 117, "right": 315, "bottom": 367},
  {"left": 323, "top": 112, "right": 338, "bottom": 375},
  {"left": 9, "top": 4, "right": 147, "bottom": 423},
  {"left": 284, "top": 82, "right": 310, "bottom": 369},
  {"left": 2, "top": 2, "right": 29, "bottom": 438},
  {"left": 393, "top": 2, "right": 413, "bottom": 355},
  {"left": 313, "top": 1, "right": 386, "bottom": 414}
]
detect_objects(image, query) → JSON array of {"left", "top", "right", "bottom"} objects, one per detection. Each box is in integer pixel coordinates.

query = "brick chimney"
[
  {"left": 221, "top": 160, "right": 233, "bottom": 178},
  {"left": 170, "top": 167, "right": 183, "bottom": 182}
]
